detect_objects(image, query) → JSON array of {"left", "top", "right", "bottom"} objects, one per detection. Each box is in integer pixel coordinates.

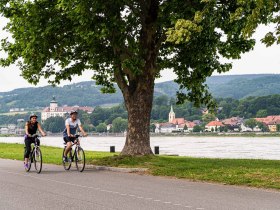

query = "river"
[{"left": 1, "top": 136, "right": 280, "bottom": 160}]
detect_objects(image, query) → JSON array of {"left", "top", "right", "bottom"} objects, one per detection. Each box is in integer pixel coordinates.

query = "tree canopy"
[{"left": 0, "top": 0, "right": 276, "bottom": 155}]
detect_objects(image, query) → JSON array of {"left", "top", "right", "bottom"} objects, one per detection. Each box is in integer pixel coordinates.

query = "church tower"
[
  {"left": 50, "top": 96, "right": 58, "bottom": 112},
  {"left": 169, "top": 105, "right": 175, "bottom": 123}
]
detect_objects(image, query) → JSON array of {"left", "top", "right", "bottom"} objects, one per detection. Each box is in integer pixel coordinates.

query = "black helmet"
[
  {"left": 29, "top": 113, "right": 38, "bottom": 120},
  {"left": 69, "top": 110, "right": 78, "bottom": 115}
]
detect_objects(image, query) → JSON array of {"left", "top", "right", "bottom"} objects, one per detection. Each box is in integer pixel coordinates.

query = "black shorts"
[{"left": 63, "top": 136, "right": 76, "bottom": 143}]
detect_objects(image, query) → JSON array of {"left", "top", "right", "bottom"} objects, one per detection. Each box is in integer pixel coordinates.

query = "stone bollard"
[
  {"left": 154, "top": 146, "right": 159, "bottom": 155},
  {"left": 110, "top": 146, "right": 115, "bottom": 153}
]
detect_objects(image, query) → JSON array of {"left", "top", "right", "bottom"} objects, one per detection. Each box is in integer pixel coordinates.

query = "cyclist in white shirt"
[{"left": 62, "top": 110, "right": 87, "bottom": 162}]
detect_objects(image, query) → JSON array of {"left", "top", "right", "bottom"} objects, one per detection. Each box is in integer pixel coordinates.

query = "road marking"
[{"left": 0, "top": 169, "right": 205, "bottom": 209}]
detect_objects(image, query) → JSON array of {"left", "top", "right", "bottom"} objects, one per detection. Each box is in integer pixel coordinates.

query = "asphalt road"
[{"left": 0, "top": 159, "right": 279, "bottom": 210}]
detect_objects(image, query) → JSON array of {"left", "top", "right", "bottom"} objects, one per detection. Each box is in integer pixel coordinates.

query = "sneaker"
[
  {"left": 24, "top": 163, "right": 29, "bottom": 170},
  {"left": 63, "top": 156, "right": 68, "bottom": 162}
]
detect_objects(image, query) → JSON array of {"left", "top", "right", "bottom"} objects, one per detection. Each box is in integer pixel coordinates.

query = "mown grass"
[
  {"left": 0, "top": 143, "right": 116, "bottom": 165},
  {"left": 1, "top": 143, "right": 280, "bottom": 190}
]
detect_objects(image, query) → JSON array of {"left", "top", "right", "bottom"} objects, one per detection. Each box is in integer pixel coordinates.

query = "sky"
[{"left": 0, "top": 17, "right": 280, "bottom": 92}]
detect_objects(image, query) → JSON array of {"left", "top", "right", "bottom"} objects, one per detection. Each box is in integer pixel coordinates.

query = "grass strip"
[{"left": 1, "top": 143, "right": 280, "bottom": 190}]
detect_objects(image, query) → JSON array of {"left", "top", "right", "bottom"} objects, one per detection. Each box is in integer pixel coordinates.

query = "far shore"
[{"left": 2, "top": 132, "right": 280, "bottom": 138}]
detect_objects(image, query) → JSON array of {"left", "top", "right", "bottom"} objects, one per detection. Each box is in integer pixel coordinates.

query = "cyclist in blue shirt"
[{"left": 62, "top": 110, "right": 87, "bottom": 162}]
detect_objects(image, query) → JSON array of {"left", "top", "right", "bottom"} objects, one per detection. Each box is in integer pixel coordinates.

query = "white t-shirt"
[{"left": 63, "top": 118, "right": 81, "bottom": 137}]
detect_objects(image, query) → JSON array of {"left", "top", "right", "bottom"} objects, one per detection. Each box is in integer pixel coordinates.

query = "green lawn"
[
  {"left": 0, "top": 143, "right": 116, "bottom": 165},
  {"left": 1, "top": 143, "right": 280, "bottom": 190}
]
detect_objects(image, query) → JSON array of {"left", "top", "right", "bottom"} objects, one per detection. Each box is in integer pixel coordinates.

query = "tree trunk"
[{"left": 120, "top": 77, "right": 155, "bottom": 156}]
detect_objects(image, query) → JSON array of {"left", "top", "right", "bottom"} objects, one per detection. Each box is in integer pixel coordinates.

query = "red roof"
[
  {"left": 206, "top": 121, "right": 224, "bottom": 127},
  {"left": 255, "top": 116, "right": 280, "bottom": 125},
  {"left": 171, "top": 118, "right": 186, "bottom": 125},
  {"left": 186, "top": 121, "right": 196, "bottom": 128},
  {"left": 42, "top": 106, "right": 94, "bottom": 113},
  {"left": 222, "top": 117, "right": 241, "bottom": 125}
]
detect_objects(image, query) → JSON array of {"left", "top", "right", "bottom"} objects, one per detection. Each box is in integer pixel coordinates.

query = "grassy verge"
[
  {"left": 0, "top": 143, "right": 116, "bottom": 165},
  {"left": 1, "top": 143, "right": 280, "bottom": 190}
]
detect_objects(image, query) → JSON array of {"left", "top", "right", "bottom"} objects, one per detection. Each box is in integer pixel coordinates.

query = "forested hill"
[{"left": 1, "top": 74, "right": 280, "bottom": 112}]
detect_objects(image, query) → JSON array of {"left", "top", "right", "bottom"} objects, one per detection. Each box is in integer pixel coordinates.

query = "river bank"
[
  {"left": 3, "top": 131, "right": 280, "bottom": 138},
  {"left": 1, "top": 136, "right": 280, "bottom": 160}
]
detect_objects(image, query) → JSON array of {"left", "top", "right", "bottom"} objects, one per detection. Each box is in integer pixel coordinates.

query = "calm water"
[{"left": 1, "top": 136, "right": 280, "bottom": 160}]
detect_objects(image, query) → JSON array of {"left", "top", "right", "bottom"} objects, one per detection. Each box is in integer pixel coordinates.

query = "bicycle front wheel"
[
  {"left": 62, "top": 147, "right": 72, "bottom": 170},
  {"left": 75, "top": 146, "right": 85, "bottom": 172},
  {"left": 34, "top": 147, "right": 42, "bottom": 174}
]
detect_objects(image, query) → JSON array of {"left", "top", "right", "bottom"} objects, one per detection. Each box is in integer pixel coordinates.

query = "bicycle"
[
  {"left": 24, "top": 134, "right": 43, "bottom": 174},
  {"left": 62, "top": 134, "right": 86, "bottom": 172}
]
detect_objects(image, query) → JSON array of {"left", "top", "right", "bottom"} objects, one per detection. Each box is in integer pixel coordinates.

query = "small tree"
[
  {"left": 96, "top": 123, "right": 107, "bottom": 133},
  {"left": 183, "top": 124, "right": 188, "bottom": 131},
  {"left": 150, "top": 124, "right": 156, "bottom": 133},
  {"left": 112, "top": 117, "right": 128, "bottom": 133},
  {"left": 193, "top": 125, "right": 201, "bottom": 133},
  {"left": 211, "top": 127, "right": 214, "bottom": 132},
  {"left": 43, "top": 116, "right": 65, "bottom": 133},
  {"left": 202, "top": 114, "right": 216, "bottom": 124},
  {"left": 224, "top": 126, "right": 229, "bottom": 133},
  {"left": 257, "top": 122, "right": 269, "bottom": 132},
  {"left": 256, "top": 110, "right": 268, "bottom": 118},
  {"left": 244, "top": 119, "right": 258, "bottom": 130}
]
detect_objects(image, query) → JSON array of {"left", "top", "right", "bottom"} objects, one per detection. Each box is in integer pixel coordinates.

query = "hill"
[{"left": 1, "top": 74, "right": 280, "bottom": 112}]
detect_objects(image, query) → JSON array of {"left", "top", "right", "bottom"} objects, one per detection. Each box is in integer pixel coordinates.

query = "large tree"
[{"left": 0, "top": 0, "right": 272, "bottom": 155}]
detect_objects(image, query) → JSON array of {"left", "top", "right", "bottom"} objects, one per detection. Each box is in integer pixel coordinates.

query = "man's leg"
[{"left": 64, "top": 142, "right": 72, "bottom": 157}]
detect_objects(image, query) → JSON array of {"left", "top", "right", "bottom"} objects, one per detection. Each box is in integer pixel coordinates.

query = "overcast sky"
[{"left": 1, "top": 17, "right": 280, "bottom": 92}]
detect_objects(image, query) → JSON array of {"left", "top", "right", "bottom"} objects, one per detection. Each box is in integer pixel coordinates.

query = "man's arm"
[
  {"left": 78, "top": 125, "right": 87, "bottom": 136},
  {"left": 66, "top": 124, "right": 73, "bottom": 137},
  {"left": 37, "top": 123, "right": 46, "bottom": 136}
]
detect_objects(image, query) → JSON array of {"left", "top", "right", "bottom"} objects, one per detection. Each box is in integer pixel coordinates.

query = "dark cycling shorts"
[{"left": 63, "top": 136, "right": 76, "bottom": 143}]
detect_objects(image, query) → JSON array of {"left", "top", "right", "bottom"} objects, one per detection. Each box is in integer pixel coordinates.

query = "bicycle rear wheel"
[
  {"left": 62, "top": 147, "right": 72, "bottom": 170},
  {"left": 34, "top": 147, "right": 42, "bottom": 174},
  {"left": 75, "top": 146, "right": 85, "bottom": 172}
]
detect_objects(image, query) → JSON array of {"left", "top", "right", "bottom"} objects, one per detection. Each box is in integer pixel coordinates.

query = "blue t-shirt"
[{"left": 63, "top": 118, "right": 81, "bottom": 137}]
